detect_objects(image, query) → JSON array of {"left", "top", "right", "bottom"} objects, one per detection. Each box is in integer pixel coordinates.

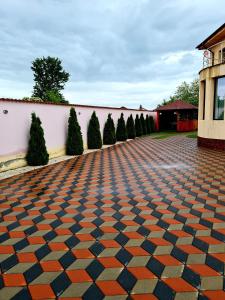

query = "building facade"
[{"left": 197, "top": 23, "right": 225, "bottom": 149}]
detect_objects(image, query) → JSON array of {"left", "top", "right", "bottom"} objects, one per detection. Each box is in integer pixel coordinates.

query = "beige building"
[{"left": 197, "top": 23, "right": 225, "bottom": 149}]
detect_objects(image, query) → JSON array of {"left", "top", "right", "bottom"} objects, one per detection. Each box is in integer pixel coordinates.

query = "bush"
[
  {"left": 150, "top": 116, "right": 155, "bottom": 132},
  {"left": 116, "top": 113, "right": 127, "bottom": 141},
  {"left": 126, "top": 114, "right": 136, "bottom": 139},
  {"left": 146, "top": 115, "right": 151, "bottom": 134},
  {"left": 140, "top": 113, "right": 147, "bottom": 135},
  {"left": 22, "top": 97, "right": 43, "bottom": 102},
  {"left": 135, "top": 114, "right": 143, "bottom": 137},
  {"left": 66, "top": 107, "right": 84, "bottom": 155},
  {"left": 26, "top": 113, "right": 49, "bottom": 166},
  {"left": 87, "top": 111, "right": 102, "bottom": 149},
  {"left": 110, "top": 115, "right": 116, "bottom": 143},
  {"left": 103, "top": 114, "right": 116, "bottom": 145}
]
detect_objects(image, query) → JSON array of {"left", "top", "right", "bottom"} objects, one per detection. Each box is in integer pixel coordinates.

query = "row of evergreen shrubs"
[{"left": 26, "top": 108, "right": 155, "bottom": 166}]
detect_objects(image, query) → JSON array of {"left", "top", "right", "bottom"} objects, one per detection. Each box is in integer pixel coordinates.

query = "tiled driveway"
[{"left": 0, "top": 136, "right": 225, "bottom": 300}]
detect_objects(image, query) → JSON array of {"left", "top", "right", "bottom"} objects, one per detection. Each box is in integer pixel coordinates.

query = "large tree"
[
  {"left": 31, "top": 56, "right": 70, "bottom": 103},
  {"left": 158, "top": 79, "right": 199, "bottom": 107}
]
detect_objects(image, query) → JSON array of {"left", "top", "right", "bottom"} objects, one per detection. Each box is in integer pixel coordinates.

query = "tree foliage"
[
  {"left": 140, "top": 113, "right": 147, "bottom": 135},
  {"left": 126, "top": 114, "right": 136, "bottom": 139},
  {"left": 135, "top": 114, "right": 143, "bottom": 137},
  {"left": 158, "top": 79, "right": 199, "bottom": 107},
  {"left": 66, "top": 108, "right": 83, "bottom": 155},
  {"left": 31, "top": 56, "right": 70, "bottom": 103},
  {"left": 103, "top": 114, "right": 116, "bottom": 145},
  {"left": 87, "top": 111, "right": 102, "bottom": 149},
  {"left": 26, "top": 113, "right": 49, "bottom": 166},
  {"left": 45, "top": 90, "right": 69, "bottom": 104},
  {"left": 116, "top": 113, "right": 127, "bottom": 141}
]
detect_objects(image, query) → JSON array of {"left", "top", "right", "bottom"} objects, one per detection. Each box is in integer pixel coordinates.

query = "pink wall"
[{"left": 0, "top": 99, "right": 156, "bottom": 158}]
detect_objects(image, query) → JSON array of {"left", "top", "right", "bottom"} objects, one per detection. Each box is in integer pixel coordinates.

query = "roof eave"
[
  {"left": 196, "top": 23, "right": 225, "bottom": 50},
  {"left": 156, "top": 107, "right": 198, "bottom": 112}
]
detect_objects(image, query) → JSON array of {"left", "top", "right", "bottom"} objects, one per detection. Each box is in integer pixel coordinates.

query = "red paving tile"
[
  {"left": 96, "top": 280, "right": 126, "bottom": 295},
  {"left": 3, "top": 274, "right": 26, "bottom": 286},
  {"left": 0, "top": 136, "right": 225, "bottom": 298},
  {"left": 66, "top": 270, "right": 93, "bottom": 283},
  {"left": 98, "top": 257, "right": 123, "bottom": 267},
  {"left": 163, "top": 278, "right": 197, "bottom": 292},
  {"left": 40, "top": 261, "right": 63, "bottom": 272},
  {"left": 28, "top": 285, "right": 55, "bottom": 299},
  {"left": 128, "top": 267, "right": 156, "bottom": 279}
]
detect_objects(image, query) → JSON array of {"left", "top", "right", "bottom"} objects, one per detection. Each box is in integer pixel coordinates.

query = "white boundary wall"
[{"left": 0, "top": 99, "right": 156, "bottom": 171}]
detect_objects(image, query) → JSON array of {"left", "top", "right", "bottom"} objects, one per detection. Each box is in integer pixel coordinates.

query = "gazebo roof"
[{"left": 156, "top": 100, "right": 198, "bottom": 111}]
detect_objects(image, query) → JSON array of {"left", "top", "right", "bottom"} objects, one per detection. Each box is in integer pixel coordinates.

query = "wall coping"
[{"left": 0, "top": 98, "right": 154, "bottom": 112}]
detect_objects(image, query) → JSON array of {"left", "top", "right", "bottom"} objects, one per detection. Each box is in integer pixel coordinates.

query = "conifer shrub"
[
  {"left": 135, "top": 114, "right": 143, "bottom": 137},
  {"left": 150, "top": 116, "right": 155, "bottom": 132},
  {"left": 140, "top": 113, "right": 147, "bottom": 135},
  {"left": 126, "top": 114, "right": 136, "bottom": 139},
  {"left": 146, "top": 115, "right": 151, "bottom": 134},
  {"left": 103, "top": 114, "right": 116, "bottom": 145},
  {"left": 110, "top": 115, "right": 116, "bottom": 143},
  {"left": 26, "top": 113, "right": 49, "bottom": 166},
  {"left": 116, "top": 113, "right": 127, "bottom": 141},
  {"left": 66, "top": 107, "right": 84, "bottom": 155},
  {"left": 87, "top": 111, "right": 102, "bottom": 149}
]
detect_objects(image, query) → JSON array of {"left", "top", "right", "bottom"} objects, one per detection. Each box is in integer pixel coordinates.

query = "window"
[
  {"left": 201, "top": 80, "right": 206, "bottom": 120},
  {"left": 214, "top": 77, "right": 225, "bottom": 120},
  {"left": 222, "top": 48, "right": 225, "bottom": 63},
  {"left": 219, "top": 48, "right": 225, "bottom": 63}
]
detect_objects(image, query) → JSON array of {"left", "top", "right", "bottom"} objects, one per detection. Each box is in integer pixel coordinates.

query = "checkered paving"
[{"left": 0, "top": 136, "right": 225, "bottom": 300}]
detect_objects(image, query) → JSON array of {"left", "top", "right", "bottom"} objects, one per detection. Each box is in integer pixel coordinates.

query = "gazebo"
[{"left": 155, "top": 100, "right": 198, "bottom": 132}]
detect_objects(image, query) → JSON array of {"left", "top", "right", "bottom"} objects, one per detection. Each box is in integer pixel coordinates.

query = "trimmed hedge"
[
  {"left": 126, "top": 114, "right": 136, "bottom": 139},
  {"left": 103, "top": 113, "right": 116, "bottom": 145},
  {"left": 140, "top": 113, "right": 147, "bottom": 135},
  {"left": 150, "top": 116, "right": 155, "bottom": 132},
  {"left": 87, "top": 111, "right": 102, "bottom": 149},
  {"left": 66, "top": 107, "right": 84, "bottom": 155},
  {"left": 26, "top": 113, "right": 49, "bottom": 166},
  {"left": 135, "top": 114, "right": 143, "bottom": 137},
  {"left": 146, "top": 115, "right": 151, "bottom": 134},
  {"left": 116, "top": 113, "right": 127, "bottom": 141}
]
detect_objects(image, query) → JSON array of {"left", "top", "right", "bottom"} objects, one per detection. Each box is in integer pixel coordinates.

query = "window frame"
[
  {"left": 202, "top": 80, "right": 206, "bottom": 120},
  {"left": 222, "top": 48, "right": 225, "bottom": 63},
  {"left": 213, "top": 76, "right": 225, "bottom": 120}
]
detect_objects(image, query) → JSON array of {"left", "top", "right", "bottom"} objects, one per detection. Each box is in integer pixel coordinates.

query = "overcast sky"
[{"left": 0, "top": 0, "right": 224, "bottom": 109}]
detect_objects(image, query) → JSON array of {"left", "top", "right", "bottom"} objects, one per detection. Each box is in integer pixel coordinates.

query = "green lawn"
[
  {"left": 150, "top": 131, "right": 197, "bottom": 139},
  {"left": 186, "top": 132, "right": 197, "bottom": 138}
]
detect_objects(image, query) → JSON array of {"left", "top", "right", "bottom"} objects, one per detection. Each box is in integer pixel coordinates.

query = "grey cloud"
[{"left": 0, "top": 0, "right": 224, "bottom": 108}]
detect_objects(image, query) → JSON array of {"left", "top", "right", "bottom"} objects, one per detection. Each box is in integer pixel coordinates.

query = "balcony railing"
[{"left": 203, "top": 52, "right": 225, "bottom": 69}]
